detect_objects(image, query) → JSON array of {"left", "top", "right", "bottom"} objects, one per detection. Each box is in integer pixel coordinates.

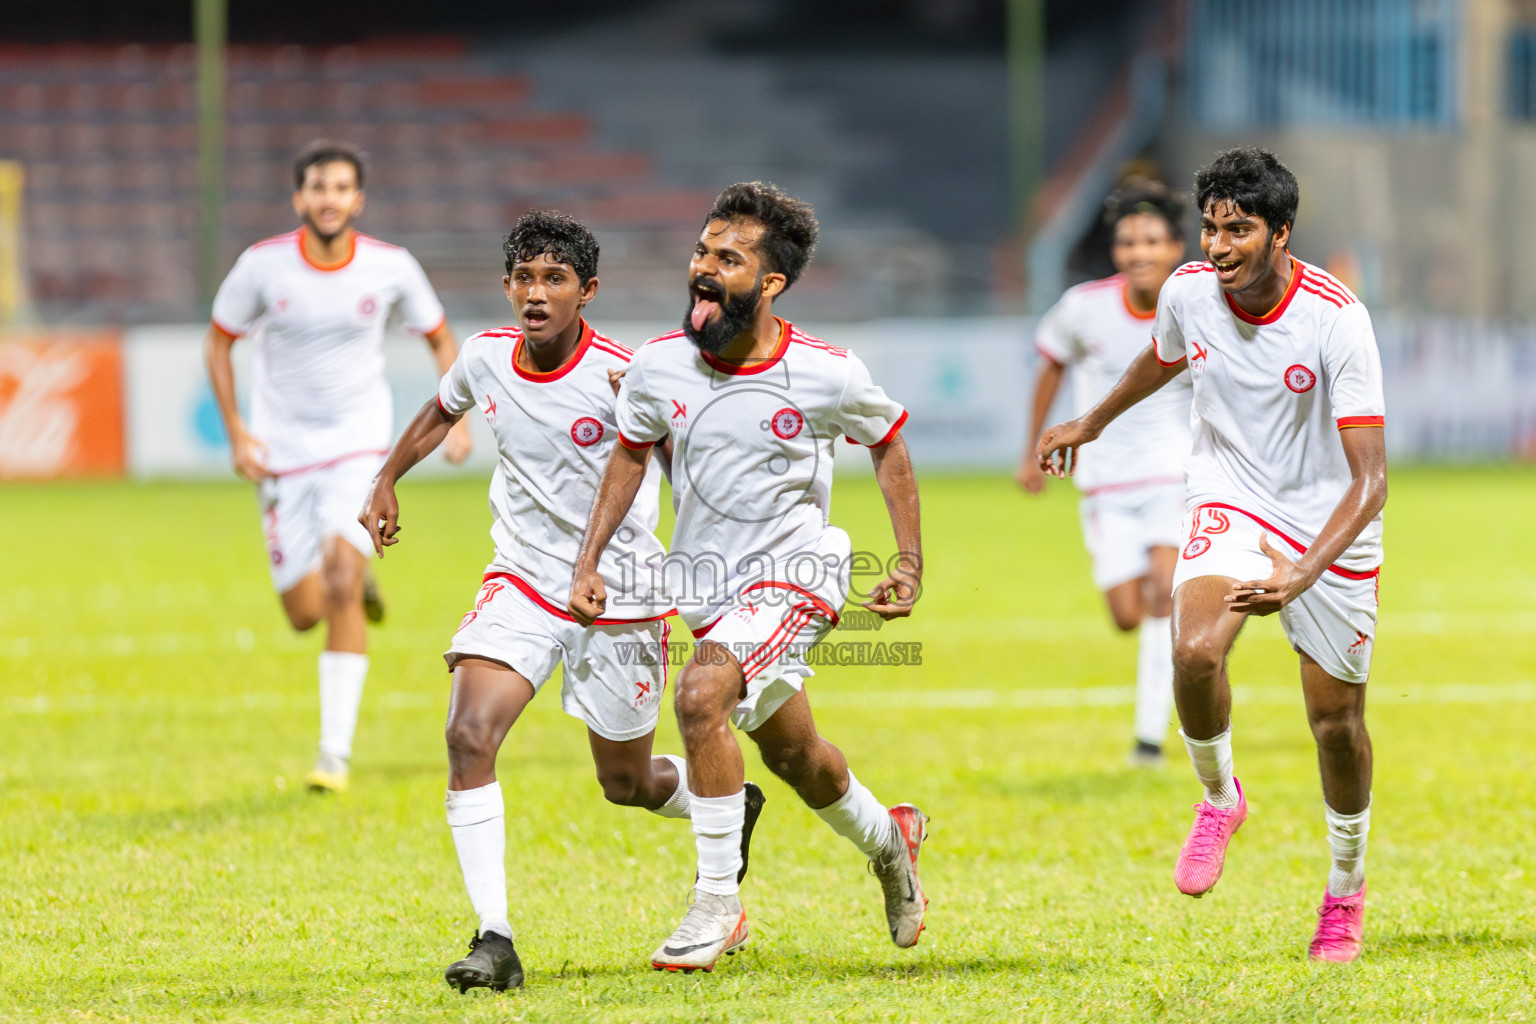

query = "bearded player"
[
  {"left": 206, "top": 141, "right": 472, "bottom": 794},
  {"left": 359, "top": 212, "right": 764, "bottom": 991},
  {"left": 1038, "top": 147, "right": 1385, "bottom": 962},
  {"left": 1016, "top": 181, "right": 1192, "bottom": 766},
  {"left": 569, "top": 182, "right": 929, "bottom": 974}
]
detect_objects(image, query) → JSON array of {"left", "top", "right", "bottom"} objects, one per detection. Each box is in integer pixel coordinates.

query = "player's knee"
[
  {"left": 444, "top": 714, "right": 497, "bottom": 765},
  {"left": 284, "top": 606, "right": 322, "bottom": 632},
  {"left": 1110, "top": 610, "right": 1140, "bottom": 633},
  {"left": 673, "top": 668, "right": 735, "bottom": 732},
  {"left": 321, "top": 565, "right": 362, "bottom": 610},
  {"left": 1173, "top": 634, "right": 1224, "bottom": 681},
  {"left": 594, "top": 767, "right": 646, "bottom": 806},
  {"left": 1309, "top": 706, "right": 1365, "bottom": 751}
]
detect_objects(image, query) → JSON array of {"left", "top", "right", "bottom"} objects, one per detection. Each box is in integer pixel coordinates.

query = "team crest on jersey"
[
  {"left": 1182, "top": 536, "right": 1211, "bottom": 559},
  {"left": 570, "top": 417, "right": 605, "bottom": 447},
  {"left": 358, "top": 295, "right": 378, "bottom": 318},
  {"left": 1284, "top": 364, "right": 1317, "bottom": 393},
  {"left": 770, "top": 407, "right": 804, "bottom": 439}
]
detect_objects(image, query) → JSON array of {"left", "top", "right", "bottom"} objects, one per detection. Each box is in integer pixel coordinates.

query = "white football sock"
[
  {"left": 812, "top": 772, "right": 896, "bottom": 860},
  {"left": 317, "top": 650, "right": 368, "bottom": 760},
  {"left": 648, "top": 754, "right": 692, "bottom": 819},
  {"left": 1134, "top": 615, "right": 1175, "bottom": 746},
  {"left": 1182, "top": 727, "right": 1240, "bottom": 809},
  {"left": 1325, "top": 800, "right": 1370, "bottom": 897},
  {"left": 445, "top": 782, "right": 511, "bottom": 940},
  {"left": 691, "top": 790, "right": 745, "bottom": 897}
]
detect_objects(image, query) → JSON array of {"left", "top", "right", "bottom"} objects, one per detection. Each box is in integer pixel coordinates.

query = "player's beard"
[
  {"left": 302, "top": 211, "right": 354, "bottom": 246},
  {"left": 683, "top": 275, "right": 761, "bottom": 355}
]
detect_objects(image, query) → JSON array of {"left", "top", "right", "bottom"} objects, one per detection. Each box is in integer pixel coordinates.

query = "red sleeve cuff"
[
  {"left": 1337, "top": 416, "right": 1384, "bottom": 429},
  {"left": 413, "top": 314, "right": 448, "bottom": 337},
  {"left": 618, "top": 432, "right": 658, "bottom": 450},
  {"left": 1150, "top": 339, "right": 1186, "bottom": 367},
  {"left": 211, "top": 318, "right": 244, "bottom": 339},
  {"left": 1034, "top": 342, "right": 1065, "bottom": 368},
  {"left": 846, "top": 409, "right": 909, "bottom": 448}
]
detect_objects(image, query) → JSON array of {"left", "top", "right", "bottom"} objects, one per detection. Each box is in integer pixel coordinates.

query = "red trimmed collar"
[
  {"left": 513, "top": 320, "right": 593, "bottom": 383},
  {"left": 1122, "top": 280, "right": 1156, "bottom": 321},
  {"left": 297, "top": 225, "right": 356, "bottom": 272},
  {"left": 699, "top": 317, "right": 790, "bottom": 376},
  {"left": 1223, "top": 256, "right": 1301, "bottom": 326}
]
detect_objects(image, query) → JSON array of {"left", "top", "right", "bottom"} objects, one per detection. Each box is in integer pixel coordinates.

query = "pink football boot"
[
  {"left": 1174, "top": 777, "right": 1247, "bottom": 897},
  {"left": 1308, "top": 883, "right": 1366, "bottom": 962}
]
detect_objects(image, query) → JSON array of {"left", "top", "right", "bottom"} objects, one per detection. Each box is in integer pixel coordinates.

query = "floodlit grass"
[{"left": 2, "top": 465, "right": 1536, "bottom": 1022}]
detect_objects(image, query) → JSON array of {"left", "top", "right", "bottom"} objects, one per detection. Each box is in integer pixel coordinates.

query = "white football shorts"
[
  {"left": 444, "top": 574, "right": 671, "bottom": 743},
  {"left": 1172, "top": 503, "right": 1379, "bottom": 684},
  {"left": 256, "top": 453, "right": 383, "bottom": 594},
  {"left": 695, "top": 549, "right": 850, "bottom": 734},
  {"left": 1078, "top": 480, "right": 1186, "bottom": 591}
]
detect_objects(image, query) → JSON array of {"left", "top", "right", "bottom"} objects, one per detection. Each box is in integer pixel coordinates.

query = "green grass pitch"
[{"left": 2, "top": 466, "right": 1536, "bottom": 1023}]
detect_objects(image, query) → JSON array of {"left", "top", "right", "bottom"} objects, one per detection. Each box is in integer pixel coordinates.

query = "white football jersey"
[
  {"left": 615, "top": 319, "right": 907, "bottom": 630},
  {"left": 1154, "top": 257, "right": 1385, "bottom": 572},
  {"left": 211, "top": 228, "right": 445, "bottom": 474},
  {"left": 1035, "top": 273, "right": 1192, "bottom": 492},
  {"left": 437, "top": 321, "right": 672, "bottom": 622}
]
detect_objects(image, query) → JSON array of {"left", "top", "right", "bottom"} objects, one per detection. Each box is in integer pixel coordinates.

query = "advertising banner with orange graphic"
[{"left": 0, "top": 331, "right": 124, "bottom": 479}]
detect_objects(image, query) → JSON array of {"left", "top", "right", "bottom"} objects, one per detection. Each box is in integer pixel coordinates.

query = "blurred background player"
[
  {"left": 1016, "top": 181, "right": 1192, "bottom": 766},
  {"left": 359, "top": 212, "right": 762, "bottom": 992},
  {"left": 1037, "top": 147, "right": 1386, "bottom": 963},
  {"left": 570, "top": 182, "right": 928, "bottom": 974},
  {"left": 204, "top": 141, "right": 472, "bottom": 793}
]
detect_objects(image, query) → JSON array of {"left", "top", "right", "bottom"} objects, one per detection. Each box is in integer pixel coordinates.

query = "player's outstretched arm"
[
  {"left": 358, "top": 397, "right": 461, "bottom": 557},
  {"left": 1227, "top": 426, "right": 1387, "bottom": 615},
  {"left": 424, "top": 322, "right": 474, "bottom": 465},
  {"left": 1016, "top": 357, "right": 1064, "bottom": 493},
  {"left": 568, "top": 443, "right": 651, "bottom": 625},
  {"left": 865, "top": 435, "right": 922, "bottom": 620},
  {"left": 1036, "top": 343, "right": 1182, "bottom": 479},
  {"left": 203, "top": 324, "right": 269, "bottom": 482}
]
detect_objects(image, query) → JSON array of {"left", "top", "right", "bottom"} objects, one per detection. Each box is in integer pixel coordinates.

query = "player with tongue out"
[{"left": 570, "top": 182, "right": 932, "bottom": 973}]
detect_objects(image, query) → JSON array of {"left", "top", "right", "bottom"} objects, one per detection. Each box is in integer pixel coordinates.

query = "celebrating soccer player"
[
  {"left": 569, "top": 182, "right": 929, "bottom": 974},
  {"left": 1016, "top": 181, "right": 1192, "bottom": 766},
  {"left": 359, "top": 212, "right": 762, "bottom": 992},
  {"left": 205, "top": 141, "right": 472, "bottom": 794},
  {"left": 1037, "top": 147, "right": 1385, "bottom": 962}
]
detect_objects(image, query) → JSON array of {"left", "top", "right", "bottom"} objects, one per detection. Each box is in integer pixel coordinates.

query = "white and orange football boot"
[
  {"left": 649, "top": 891, "right": 748, "bottom": 973},
  {"left": 871, "top": 803, "right": 929, "bottom": 947}
]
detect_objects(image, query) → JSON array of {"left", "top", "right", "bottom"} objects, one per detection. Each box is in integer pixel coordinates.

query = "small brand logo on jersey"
[
  {"left": 483, "top": 396, "right": 497, "bottom": 418},
  {"left": 1182, "top": 536, "right": 1211, "bottom": 559},
  {"left": 1190, "top": 340, "right": 1210, "bottom": 368},
  {"left": 1285, "top": 364, "right": 1317, "bottom": 393},
  {"left": 571, "top": 417, "right": 605, "bottom": 447},
  {"left": 358, "top": 295, "right": 378, "bottom": 318},
  {"left": 770, "top": 407, "right": 804, "bottom": 439},
  {"left": 671, "top": 400, "right": 687, "bottom": 420},
  {"left": 634, "top": 680, "right": 653, "bottom": 707},
  {"left": 1347, "top": 630, "right": 1370, "bottom": 655}
]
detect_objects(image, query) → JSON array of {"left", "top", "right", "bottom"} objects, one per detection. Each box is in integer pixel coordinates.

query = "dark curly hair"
[
  {"left": 293, "top": 140, "right": 366, "bottom": 189},
  {"left": 1194, "top": 146, "right": 1299, "bottom": 233},
  {"left": 503, "top": 210, "right": 599, "bottom": 284},
  {"left": 1104, "top": 180, "right": 1186, "bottom": 242},
  {"left": 704, "top": 181, "right": 819, "bottom": 290}
]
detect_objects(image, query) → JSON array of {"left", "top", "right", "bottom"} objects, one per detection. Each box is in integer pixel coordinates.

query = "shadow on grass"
[
  {"left": 542, "top": 951, "right": 1077, "bottom": 983},
  {"left": 1371, "top": 929, "right": 1536, "bottom": 958}
]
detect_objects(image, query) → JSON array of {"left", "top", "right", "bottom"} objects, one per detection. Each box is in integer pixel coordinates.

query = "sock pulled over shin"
[
  {"left": 812, "top": 772, "right": 896, "bottom": 860},
  {"left": 648, "top": 754, "right": 692, "bottom": 819},
  {"left": 445, "top": 782, "right": 511, "bottom": 940},
  {"left": 1134, "top": 615, "right": 1175, "bottom": 746},
  {"left": 1325, "top": 800, "right": 1370, "bottom": 897},
  {"left": 691, "top": 790, "right": 745, "bottom": 897},
  {"left": 1182, "top": 727, "right": 1240, "bottom": 809},
  {"left": 318, "top": 651, "right": 368, "bottom": 760}
]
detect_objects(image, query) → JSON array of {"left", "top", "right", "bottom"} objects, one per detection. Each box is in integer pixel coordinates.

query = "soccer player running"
[
  {"left": 205, "top": 141, "right": 472, "bottom": 794},
  {"left": 359, "top": 212, "right": 761, "bottom": 992},
  {"left": 1016, "top": 181, "right": 1192, "bottom": 766},
  {"left": 569, "top": 182, "right": 929, "bottom": 974},
  {"left": 1038, "top": 148, "right": 1385, "bottom": 962}
]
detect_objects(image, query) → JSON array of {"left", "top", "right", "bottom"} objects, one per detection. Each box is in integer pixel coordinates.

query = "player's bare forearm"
[
  {"left": 1293, "top": 427, "right": 1387, "bottom": 585},
  {"left": 867, "top": 435, "right": 922, "bottom": 618},
  {"left": 424, "top": 322, "right": 459, "bottom": 375},
  {"left": 655, "top": 435, "right": 675, "bottom": 483},
  {"left": 1017, "top": 360, "right": 1063, "bottom": 491},
  {"left": 359, "top": 399, "right": 460, "bottom": 556},
  {"left": 1228, "top": 427, "right": 1386, "bottom": 614},
  {"left": 1036, "top": 345, "right": 1181, "bottom": 478},
  {"left": 568, "top": 442, "right": 651, "bottom": 623},
  {"left": 203, "top": 326, "right": 244, "bottom": 439},
  {"left": 380, "top": 398, "right": 460, "bottom": 485}
]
